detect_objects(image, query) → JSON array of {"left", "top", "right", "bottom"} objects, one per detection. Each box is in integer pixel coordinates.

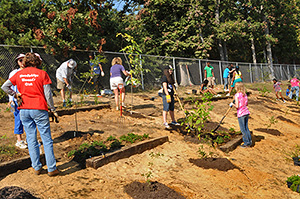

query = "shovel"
[{"left": 212, "top": 106, "right": 232, "bottom": 133}]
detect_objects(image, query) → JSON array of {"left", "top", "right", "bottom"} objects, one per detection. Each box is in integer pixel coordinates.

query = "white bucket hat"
[{"left": 68, "top": 59, "right": 77, "bottom": 69}]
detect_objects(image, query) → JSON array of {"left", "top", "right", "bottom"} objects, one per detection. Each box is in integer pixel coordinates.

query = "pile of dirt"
[
  {"left": 0, "top": 186, "right": 39, "bottom": 199},
  {"left": 189, "top": 157, "right": 240, "bottom": 171},
  {"left": 124, "top": 181, "right": 186, "bottom": 199}
]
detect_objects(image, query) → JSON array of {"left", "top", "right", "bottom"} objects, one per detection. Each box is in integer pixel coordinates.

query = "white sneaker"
[
  {"left": 164, "top": 123, "right": 171, "bottom": 129},
  {"left": 226, "top": 93, "right": 230, "bottom": 96},
  {"left": 116, "top": 107, "right": 119, "bottom": 111},
  {"left": 16, "top": 140, "right": 27, "bottom": 149}
]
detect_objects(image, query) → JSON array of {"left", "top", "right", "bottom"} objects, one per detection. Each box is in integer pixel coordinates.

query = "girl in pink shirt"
[
  {"left": 232, "top": 82, "right": 252, "bottom": 148},
  {"left": 272, "top": 78, "right": 286, "bottom": 103}
]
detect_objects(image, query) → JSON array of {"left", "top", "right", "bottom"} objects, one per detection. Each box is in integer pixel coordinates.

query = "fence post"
[
  {"left": 280, "top": 65, "right": 283, "bottom": 80},
  {"left": 249, "top": 63, "right": 252, "bottom": 83},
  {"left": 260, "top": 64, "right": 263, "bottom": 82},
  {"left": 199, "top": 59, "right": 202, "bottom": 83},
  {"left": 294, "top": 64, "right": 297, "bottom": 77},
  {"left": 139, "top": 54, "right": 144, "bottom": 90},
  {"left": 219, "top": 61, "right": 223, "bottom": 85},
  {"left": 172, "top": 57, "right": 178, "bottom": 85},
  {"left": 287, "top": 65, "right": 290, "bottom": 80}
]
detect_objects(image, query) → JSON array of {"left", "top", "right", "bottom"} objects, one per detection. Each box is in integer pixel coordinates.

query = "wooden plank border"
[{"left": 86, "top": 136, "right": 169, "bottom": 169}]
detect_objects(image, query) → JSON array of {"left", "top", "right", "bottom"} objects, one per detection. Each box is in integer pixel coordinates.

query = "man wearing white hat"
[{"left": 56, "top": 59, "right": 77, "bottom": 107}]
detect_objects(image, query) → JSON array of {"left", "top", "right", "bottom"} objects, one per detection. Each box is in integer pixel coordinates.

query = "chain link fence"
[{"left": 1, "top": 45, "right": 300, "bottom": 94}]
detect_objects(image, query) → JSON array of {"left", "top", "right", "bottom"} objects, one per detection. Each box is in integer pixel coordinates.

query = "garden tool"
[
  {"left": 118, "top": 83, "right": 125, "bottom": 123},
  {"left": 212, "top": 103, "right": 233, "bottom": 133},
  {"left": 173, "top": 86, "right": 193, "bottom": 131}
]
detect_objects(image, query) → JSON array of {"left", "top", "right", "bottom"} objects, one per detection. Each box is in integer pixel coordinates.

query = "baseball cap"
[
  {"left": 68, "top": 59, "right": 77, "bottom": 69},
  {"left": 15, "top": 54, "right": 25, "bottom": 61},
  {"left": 34, "top": 53, "right": 42, "bottom": 61},
  {"left": 165, "top": 65, "right": 174, "bottom": 70}
]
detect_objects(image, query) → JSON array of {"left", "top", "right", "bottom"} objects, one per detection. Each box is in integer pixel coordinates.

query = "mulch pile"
[
  {"left": 0, "top": 186, "right": 39, "bottom": 199},
  {"left": 124, "top": 181, "right": 186, "bottom": 199}
]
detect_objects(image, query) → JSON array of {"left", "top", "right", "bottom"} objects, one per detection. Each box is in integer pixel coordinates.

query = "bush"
[{"left": 0, "top": 77, "right": 8, "bottom": 103}]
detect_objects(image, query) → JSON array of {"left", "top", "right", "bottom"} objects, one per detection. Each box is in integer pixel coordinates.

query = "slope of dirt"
[{"left": 1, "top": 83, "right": 300, "bottom": 199}]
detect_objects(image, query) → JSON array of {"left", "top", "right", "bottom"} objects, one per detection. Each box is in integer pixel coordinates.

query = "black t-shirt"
[{"left": 161, "top": 75, "right": 174, "bottom": 95}]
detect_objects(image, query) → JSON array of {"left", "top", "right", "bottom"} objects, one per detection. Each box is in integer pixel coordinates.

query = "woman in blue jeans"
[
  {"left": 1, "top": 53, "right": 59, "bottom": 176},
  {"left": 159, "top": 65, "right": 180, "bottom": 129}
]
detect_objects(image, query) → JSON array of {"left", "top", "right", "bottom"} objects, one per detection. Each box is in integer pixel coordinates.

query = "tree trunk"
[
  {"left": 262, "top": 14, "right": 275, "bottom": 79},
  {"left": 215, "top": 0, "right": 225, "bottom": 61},
  {"left": 223, "top": 41, "right": 228, "bottom": 61},
  {"left": 250, "top": 36, "right": 259, "bottom": 81}
]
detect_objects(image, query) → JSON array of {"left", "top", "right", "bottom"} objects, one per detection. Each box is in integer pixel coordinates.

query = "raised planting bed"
[
  {"left": 0, "top": 154, "right": 45, "bottom": 177},
  {"left": 56, "top": 104, "right": 110, "bottom": 116},
  {"left": 86, "top": 136, "right": 169, "bottom": 169}
]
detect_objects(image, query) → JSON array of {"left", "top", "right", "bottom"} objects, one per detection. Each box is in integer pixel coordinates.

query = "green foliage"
[
  {"left": 0, "top": 134, "right": 8, "bottom": 140},
  {"left": 117, "top": 33, "right": 150, "bottom": 87},
  {"left": 267, "top": 116, "right": 278, "bottom": 129},
  {"left": 258, "top": 86, "right": 271, "bottom": 97},
  {"left": 0, "top": 144, "right": 17, "bottom": 156},
  {"left": 149, "top": 152, "right": 164, "bottom": 159},
  {"left": 287, "top": 175, "right": 300, "bottom": 193},
  {"left": 197, "top": 145, "right": 214, "bottom": 159},
  {"left": 141, "top": 171, "right": 153, "bottom": 184},
  {"left": 120, "top": 133, "right": 149, "bottom": 144},
  {"left": 0, "top": 77, "right": 8, "bottom": 102},
  {"left": 183, "top": 93, "right": 214, "bottom": 133},
  {"left": 106, "top": 136, "right": 117, "bottom": 142}
]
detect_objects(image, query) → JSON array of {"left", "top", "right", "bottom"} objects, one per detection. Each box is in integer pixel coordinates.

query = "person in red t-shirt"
[{"left": 1, "top": 53, "right": 59, "bottom": 177}]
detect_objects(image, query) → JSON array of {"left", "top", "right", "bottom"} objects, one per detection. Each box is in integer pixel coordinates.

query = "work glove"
[
  {"left": 101, "top": 71, "right": 105, "bottom": 76},
  {"left": 213, "top": 77, "right": 215, "bottom": 81},
  {"left": 166, "top": 95, "right": 171, "bottom": 103},
  {"left": 15, "top": 94, "right": 23, "bottom": 107},
  {"left": 66, "top": 84, "right": 72, "bottom": 90},
  {"left": 229, "top": 102, "right": 234, "bottom": 108}
]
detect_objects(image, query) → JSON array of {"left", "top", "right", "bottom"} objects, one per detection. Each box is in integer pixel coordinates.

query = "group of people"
[
  {"left": 159, "top": 63, "right": 252, "bottom": 148},
  {"left": 1, "top": 53, "right": 299, "bottom": 176},
  {"left": 200, "top": 63, "right": 243, "bottom": 97}
]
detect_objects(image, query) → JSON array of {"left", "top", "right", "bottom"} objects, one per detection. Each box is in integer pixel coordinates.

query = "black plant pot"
[
  {"left": 287, "top": 181, "right": 293, "bottom": 188},
  {"left": 292, "top": 157, "right": 300, "bottom": 166}
]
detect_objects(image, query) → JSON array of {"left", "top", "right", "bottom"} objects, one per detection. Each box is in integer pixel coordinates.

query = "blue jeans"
[
  {"left": 289, "top": 86, "right": 299, "bottom": 101},
  {"left": 238, "top": 114, "right": 252, "bottom": 146},
  {"left": 159, "top": 93, "right": 174, "bottom": 111},
  {"left": 20, "top": 109, "right": 57, "bottom": 172},
  {"left": 12, "top": 102, "right": 23, "bottom": 135},
  {"left": 223, "top": 78, "right": 229, "bottom": 90}
]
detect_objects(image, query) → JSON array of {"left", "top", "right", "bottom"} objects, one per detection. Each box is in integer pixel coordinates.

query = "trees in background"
[{"left": 0, "top": 0, "right": 300, "bottom": 66}]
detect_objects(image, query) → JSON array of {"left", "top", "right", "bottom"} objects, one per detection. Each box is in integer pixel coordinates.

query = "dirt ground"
[{"left": 1, "top": 83, "right": 300, "bottom": 199}]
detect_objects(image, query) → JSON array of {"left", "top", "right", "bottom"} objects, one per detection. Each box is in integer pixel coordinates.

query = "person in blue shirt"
[
  {"left": 223, "top": 64, "right": 234, "bottom": 92},
  {"left": 89, "top": 53, "right": 105, "bottom": 95}
]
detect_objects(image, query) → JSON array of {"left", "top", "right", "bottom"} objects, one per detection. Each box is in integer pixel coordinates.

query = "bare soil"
[{"left": 1, "top": 82, "right": 300, "bottom": 199}]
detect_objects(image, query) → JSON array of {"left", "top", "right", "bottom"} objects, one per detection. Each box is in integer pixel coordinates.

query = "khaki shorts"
[
  {"left": 57, "top": 79, "right": 66, "bottom": 90},
  {"left": 110, "top": 77, "right": 124, "bottom": 90},
  {"left": 207, "top": 76, "right": 214, "bottom": 87}
]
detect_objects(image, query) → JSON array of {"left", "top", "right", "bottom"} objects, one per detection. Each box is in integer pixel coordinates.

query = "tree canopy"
[{"left": 0, "top": 0, "right": 300, "bottom": 65}]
